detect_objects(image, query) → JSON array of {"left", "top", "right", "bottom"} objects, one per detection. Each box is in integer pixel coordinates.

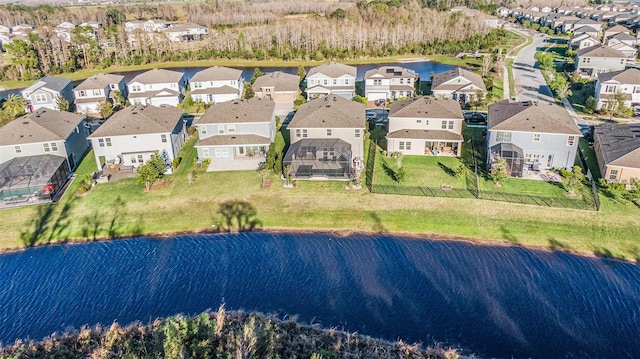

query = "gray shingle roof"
[
  {"left": 364, "top": 66, "right": 417, "bottom": 80},
  {"left": 431, "top": 67, "right": 487, "bottom": 93},
  {"left": 573, "top": 25, "right": 598, "bottom": 34},
  {"left": 389, "top": 96, "right": 463, "bottom": 119},
  {"left": 190, "top": 86, "right": 239, "bottom": 95},
  {"left": 198, "top": 97, "right": 275, "bottom": 124},
  {"left": 597, "top": 68, "right": 640, "bottom": 84},
  {"left": 593, "top": 123, "right": 640, "bottom": 168},
  {"left": 488, "top": 100, "right": 582, "bottom": 135},
  {"left": 74, "top": 73, "right": 125, "bottom": 91},
  {"left": 288, "top": 95, "right": 364, "bottom": 129},
  {"left": 23, "top": 76, "right": 71, "bottom": 94},
  {"left": 88, "top": 105, "right": 183, "bottom": 137},
  {"left": 307, "top": 62, "right": 356, "bottom": 78},
  {"left": 0, "top": 109, "right": 85, "bottom": 146},
  {"left": 608, "top": 32, "right": 636, "bottom": 41},
  {"left": 576, "top": 45, "right": 626, "bottom": 58},
  {"left": 190, "top": 66, "right": 242, "bottom": 83},
  {"left": 387, "top": 129, "right": 463, "bottom": 141},
  {"left": 195, "top": 134, "right": 271, "bottom": 147},
  {"left": 252, "top": 71, "right": 299, "bottom": 92},
  {"left": 128, "top": 68, "right": 184, "bottom": 85}
]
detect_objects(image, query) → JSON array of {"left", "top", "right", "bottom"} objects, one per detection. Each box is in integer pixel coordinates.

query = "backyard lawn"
[{"left": 373, "top": 153, "right": 467, "bottom": 189}]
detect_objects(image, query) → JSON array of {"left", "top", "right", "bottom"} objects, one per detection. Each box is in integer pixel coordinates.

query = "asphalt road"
[{"left": 512, "top": 31, "right": 555, "bottom": 104}]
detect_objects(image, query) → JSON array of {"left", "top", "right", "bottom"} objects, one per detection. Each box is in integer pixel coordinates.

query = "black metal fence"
[{"left": 365, "top": 139, "right": 599, "bottom": 211}]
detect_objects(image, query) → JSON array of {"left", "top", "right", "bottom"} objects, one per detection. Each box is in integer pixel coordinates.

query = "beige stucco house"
[
  {"left": 252, "top": 71, "right": 300, "bottom": 116},
  {"left": 594, "top": 123, "right": 640, "bottom": 183}
]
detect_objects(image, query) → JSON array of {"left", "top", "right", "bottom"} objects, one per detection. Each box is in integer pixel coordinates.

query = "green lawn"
[
  {"left": 373, "top": 153, "right": 467, "bottom": 189},
  {"left": 578, "top": 138, "right": 602, "bottom": 180},
  {"left": 567, "top": 81, "right": 595, "bottom": 115},
  {"left": 507, "top": 58, "right": 515, "bottom": 98}
]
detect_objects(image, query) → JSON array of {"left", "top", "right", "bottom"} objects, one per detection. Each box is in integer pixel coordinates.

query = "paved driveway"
[{"left": 512, "top": 31, "right": 555, "bottom": 104}]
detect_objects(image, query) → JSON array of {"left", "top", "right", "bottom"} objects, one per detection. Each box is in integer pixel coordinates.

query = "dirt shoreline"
[{"left": 0, "top": 226, "right": 634, "bottom": 264}]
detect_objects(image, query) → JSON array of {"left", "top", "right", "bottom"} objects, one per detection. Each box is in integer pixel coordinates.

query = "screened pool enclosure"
[
  {"left": 0, "top": 155, "right": 70, "bottom": 203},
  {"left": 283, "top": 139, "right": 353, "bottom": 179}
]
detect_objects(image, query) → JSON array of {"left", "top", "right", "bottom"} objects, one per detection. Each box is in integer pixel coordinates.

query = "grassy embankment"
[
  {"left": 505, "top": 30, "right": 533, "bottom": 98},
  {"left": 1, "top": 126, "right": 639, "bottom": 261}
]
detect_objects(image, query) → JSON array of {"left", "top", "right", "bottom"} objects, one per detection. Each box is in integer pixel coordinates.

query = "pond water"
[{"left": 1, "top": 232, "right": 638, "bottom": 358}]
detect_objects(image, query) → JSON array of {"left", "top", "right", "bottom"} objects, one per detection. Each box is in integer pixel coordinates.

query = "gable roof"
[
  {"left": 128, "top": 68, "right": 184, "bottom": 85},
  {"left": 190, "top": 66, "right": 242, "bottom": 83},
  {"left": 604, "top": 24, "right": 630, "bottom": 34},
  {"left": 88, "top": 105, "right": 183, "bottom": 137},
  {"left": 307, "top": 62, "right": 356, "bottom": 78},
  {"left": 594, "top": 123, "right": 640, "bottom": 168},
  {"left": 75, "top": 73, "right": 125, "bottom": 91},
  {"left": 576, "top": 45, "right": 626, "bottom": 58},
  {"left": 389, "top": 96, "right": 463, "bottom": 119},
  {"left": 597, "top": 68, "right": 640, "bottom": 84},
  {"left": 364, "top": 66, "right": 418, "bottom": 80},
  {"left": 23, "top": 76, "right": 71, "bottom": 94},
  {"left": 608, "top": 32, "right": 636, "bottom": 42},
  {"left": 288, "top": 95, "right": 364, "bottom": 129},
  {"left": 488, "top": 100, "right": 582, "bottom": 135},
  {"left": 198, "top": 97, "right": 275, "bottom": 124},
  {"left": 573, "top": 25, "right": 598, "bottom": 34},
  {"left": 252, "top": 71, "right": 299, "bottom": 92},
  {"left": 431, "top": 67, "right": 487, "bottom": 92},
  {"left": 574, "top": 18, "right": 599, "bottom": 25},
  {"left": 0, "top": 109, "right": 85, "bottom": 146}
]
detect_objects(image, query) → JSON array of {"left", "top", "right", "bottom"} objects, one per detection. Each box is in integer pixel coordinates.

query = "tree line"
[{"left": 0, "top": 0, "right": 511, "bottom": 82}]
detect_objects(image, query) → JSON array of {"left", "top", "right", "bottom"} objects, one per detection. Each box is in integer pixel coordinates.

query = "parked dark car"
[{"left": 464, "top": 112, "right": 487, "bottom": 123}]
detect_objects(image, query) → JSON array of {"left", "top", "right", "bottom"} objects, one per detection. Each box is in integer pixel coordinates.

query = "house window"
[
  {"left": 417, "top": 120, "right": 422, "bottom": 123},
  {"left": 609, "top": 169, "right": 618, "bottom": 180},
  {"left": 227, "top": 125, "right": 235, "bottom": 133},
  {"left": 92, "top": 90, "right": 101, "bottom": 96},
  {"left": 448, "top": 121, "right": 454, "bottom": 130},
  {"left": 215, "top": 148, "right": 228, "bottom": 158},
  {"left": 34, "top": 94, "right": 47, "bottom": 103},
  {"left": 405, "top": 141, "right": 412, "bottom": 150},
  {"left": 78, "top": 90, "right": 86, "bottom": 97},
  {"left": 161, "top": 134, "right": 167, "bottom": 143},
  {"left": 399, "top": 142, "right": 405, "bottom": 150},
  {"left": 323, "top": 79, "right": 328, "bottom": 85},
  {"left": 533, "top": 133, "right": 541, "bottom": 142},
  {"left": 634, "top": 86, "right": 640, "bottom": 93},
  {"left": 399, "top": 78, "right": 404, "bottom": 84},
  {"left": 43, "top": 143, "right": 50, "bottom": 152},
  {"left": 105, "top": 138, "right": 112, "bottom": 147},
  {"left": 373, "top": 79, "right": 381, "bottom": 85},
  {"left": 130, "top": 155, "right": 136, "bottom": 164},
  {"left": 441, "top": 121, "right": 447, "bottom": 129},
  {"left": 355, "top": 129, "right": 360, "bottom": 138},
  {"left": 567, "top": 136, "right": 575, "bottom": 146},
  {"left": 14, "top": 145, "right": 21, "bottom": 153},
  {"left": 327, "top": 129, "right": 332, "bottom": 136},
  {"left": 525, "top": 153, "right": 532, "bottom": 162},
  {"left": 200, "top": 126, "right": 207, "bottom": 135},
  {"left": 495, "top": 132, "right": 512, "bottom": 142},
  {"left": 98, "top": 139, "right": 105, "bottom": 147},
  {"left": 296, "top": 129, "right": 301, "bottom": 138},
  {"left": 171, "top": 83, "right": 177, "bottom": 88},
  {"left": 194, "top": 82, "right": 202, "bottom": 89},
  {"left": 137, "top": 154, "right": 144, "bottom": 163},
  {"left": 344, "top": 79, "right": 350, "bottom": 85},
  {"left": 51, "top": 142, "right": 58, "bottom": 151},
  {"left": 532, "top": 154, "right": 541, "bottom": 163},
  {"left": 333, "top": 79, "right": 337, "bottom": 85},
  {"left": 202, "top": 148, "right": 210, "bottom": 158},
  {"left": 131, "top": 85, "right": 141, "bottom": 92},
  {"left": 620, "top": 59, "right": 625, "bottom": 64},
  {"left": 605, "top": 85, "right": 617, "bottom": 93},
  {"left": 218, "top": 125, "right": 225, "bottom": 134},
  {"left": 303, "top": 129, "right": 308, "bottom": 138}
]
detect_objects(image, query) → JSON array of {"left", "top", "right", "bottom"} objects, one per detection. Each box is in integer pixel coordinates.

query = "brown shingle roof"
[
  {"left": 576, "top": 45, "right": 626, "bottom": 58},
  {"left": 288, "top": 95, "right": 364, "bottom": 129},
  {"left": 198, "top": 97, "right": 275, "bottom": 124},
  {"left": 364, "top": 66, "right": 417, "bottom": 80},
  {"left": 190, "top": 85, "right": 239, "bottom": 95},
  {"left": 431, "top": 67, "right": 487, "bottom": 93},
  {"left": 88, "top": 105, "right": 183, "bottom": 137},
  {"left": 75, "top": 73, "right": 124, "bottom": 91},
  {"left": 488, "top": 100, "right": 582, "bottom": 135},
  {"left": 389, "top": 96, "right": 463, "bottom": 119},
  {"left": 190, "top": 66, "right": 242, "bottom": 83},
  {"left": 128, "top": 68, "right": 184, "bottom": 85},
  {"left": 307, "top": 62, "right": 356, "bottom": 78},
  {"left": 0, "top": 109, "right": 85, "bottom": 146},
  {"left": 597, "top": 68, "right": 640, "bottom": 84},
  {"left": 252, "top": 71, "right": 299, "bottom": 92},
  {"left": 594, "top": 123, "right": 640, "bottom": 168},
  {"left": 195, "top": 134, "right": 271, "bottom": 147},
  {"left": 387, "top": 129, "right": 463, "bottom": 141}
]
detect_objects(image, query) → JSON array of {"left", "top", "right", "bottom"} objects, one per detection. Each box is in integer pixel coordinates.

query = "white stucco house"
[
  {"left": 305, "top": 62, "right": 356, "bottom": 100},
  {"left": 595, "top": 68, "right": 640, "bottom": 110},
  {"left": 74, "top": 73, "right": 127, "bottom": 115},
  {"left": 189, "top": 66, "right": 243, "bottom": 104},
  {"left": 127, "top": 68, "right": 187, "bottom": 107},
  {"left": 364, "top": 66, "right": 418, "bottom": 102}
]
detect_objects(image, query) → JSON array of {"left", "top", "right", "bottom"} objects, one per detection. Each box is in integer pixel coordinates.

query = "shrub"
[
  {"left": 187, "top": 126, "right": 197, "bottom": 136},
  {"left": 559, "top": 168, "right": 572, "bottom": 178},
  {"left": 172, "top": 157, "right": 182, "bottom": 169},
  {"left": 202, "top": 158, "right": 211, "bottom": 168},
  {"left": 76, "top": 174, "right": 94, "bottom": 194}
]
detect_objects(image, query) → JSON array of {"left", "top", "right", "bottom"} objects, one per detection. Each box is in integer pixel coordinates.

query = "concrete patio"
[
  {"left": 206, "top": 157, "right": 265, "bottom": 172},
  {"left": 521, "top": 168, "right": 562, "bottom": 182}
]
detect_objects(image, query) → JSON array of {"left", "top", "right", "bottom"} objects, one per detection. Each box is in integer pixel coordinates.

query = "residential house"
[
  {"left": 572, "top": 25, "right": 600, "bottom": 38},
  {"left": 609, "top": 42, "right": 638, "bottom": 60},
  {"left": 593, "top": 123, "right": 640, "bottom": 183},
  {"left": 569, "top": 33, "right": 601, "bottom": 50},
  {"left": 487, "top": 101, "right": 582, "bottom": 177},
  {"left": 0, "top": 25, "right": 11, "bottom": 33},
  {"left": 284, "top": 95, "right": 365, "bottom": 179},
  {"left": 80, "top": 21, "right": 103, "bottom": 30},
  {"left": 605, "top": 32, "right": 637, "bottom": 47},
  {"left": 10, "top": 24, "right": 35, "bottom": 35},
  {"left": 88, "top": 105, "right": 186, "bottom": 172},
  {"left": 0, "top": 109, "right": 89, "bottom": 202},
  {"left": 603, "top": 24, "right": 630, "bottom": 39},
  {"left": 386, "top": 97, "right": 464, "bottom": 157},
  {"left": 304, "top": 62, "right": 356, "bottom": 100},
  {"left": 0, "top": 108, "right": 88, "bottom": 170},
  {"left": 594, "top": 68, "right": 640, "bottom": 110},
  {"left": 163, "top": 22, "right": 208, "bottom": 42},
  {"left": 74, "top": 73, "right": 127, "bottom": 115},
  {"left": 252, "top": 71, "right": 300, "bottom": 115},
  {"left": 363, "top": 66, "right": 418, "bottom": 102},
  {"left": 21, "top": 76, "right": 74, "bottom": 112},
  {"left": 573, "top": 18, "right": 602, "bottom": 32},
  {"left": 431, "top": 67, "right": 487, "bottom": 105},
  {"left": 127, "top": 68, "right": 186, "bottom": 107},
  {"left": 144, "top": 19, "right": 170, "bottom": 32},
  {"left": 189, "top": 66, "right": 243, "bottom": 105},
  {"left": 124, "top": 20, "right": 145, "bottom": 32},
  {"left": 560, "top": 17, "right": 581, "bottom": 33},
  {"left": 574, "top": 45, "right": 627, "bottom": 76},
  {"left": 194, "top": 97, "right": 276, "bottom": 170}
]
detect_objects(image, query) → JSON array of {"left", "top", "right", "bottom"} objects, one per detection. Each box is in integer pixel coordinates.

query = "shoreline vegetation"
[{"left": 0, "top": 308, "right": 465, "bottom": 358}]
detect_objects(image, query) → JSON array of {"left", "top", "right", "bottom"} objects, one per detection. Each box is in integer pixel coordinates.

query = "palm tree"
[
  {"left": 2, "top": 94, "right": 27, "bottom": 117},
  {"left": 556, "top": 82, "right": 573, "bottom": 100}
]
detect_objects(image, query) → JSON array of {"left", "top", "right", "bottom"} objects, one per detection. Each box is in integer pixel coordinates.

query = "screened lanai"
[
  {"left": 489, "top": 143, "right": 524, "bottom": 178},
  {"left": 0, "top": 155, "right": 69, "bottom": 202},
  {"left": 283, "top": 138, "right": 353, "bottom": 179}
]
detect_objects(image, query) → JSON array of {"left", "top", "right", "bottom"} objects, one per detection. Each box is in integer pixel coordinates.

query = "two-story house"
[
  {"left": 252, "top": 71, "right": 300, "bottom": 115},
  {"left": 304, "top": 62, "right": 356, "bottom": 100},
  {"left": 574, "top": 45, "right": 628, "bottom": 77},
  {"left": 431, "top": 67, "right": 487, "bottom": 106},
  {"left": 603, "top": 24, "right": 630, "bottom": 39},
  {"left": 163, "top": 22, "right": 208, "bottom": 42},
  {"left": 21, "top": 76, "right": 74, "bottom": 112},
  {"left": 88, "top": 106, "right": 186, "bottom": 173},
  {"left": 593, "top": 123, "right": 640, "bottom": 183},
  {"left": 284, "top": 95, "right": 365, "bottom": 180},
  {"left": 572, "top": 25, "right": 600, "bottom": 39},
  {"left": 194, "top": 97, "right": 276, "bottom": 171},
  {"left": 605, "top": 32, "right": 638, "bottom": 59},
  {"left": 189, "top": 66, "right": 243, "bottom": 104},
  {"left": 569, "top": 33, "right": 601, "bottom": 50},
  {"left": 487, "top": 101, "right": 582, "bottom": 178},
  {"left": 386, "top": 97, "right": 464, "bottom": 157},
  {"left": 594, "top": 68, "right": 640, "bottom": 110},
  {"left": 127, "top": 68, "right": 187, "bottom": 107},
  {"left": 363, "top": 66, "right": 418, "bottom": 102},
  {"left": 74, "top": 73, "right": 127, "bottom": 115}
]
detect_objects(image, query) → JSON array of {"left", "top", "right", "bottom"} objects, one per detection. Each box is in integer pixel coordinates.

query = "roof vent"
[
  {"left": 132, "top": 112, "right": 137, "bottom": 115},
  {"left": 233, "top": 101, "right": 239, "bottom": 104},
  {"left": 231, "top": 136, "right": 236, "bottom": 139},
  {"left": 22, "top": 121, "right": 29, "bottom": 124}
]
